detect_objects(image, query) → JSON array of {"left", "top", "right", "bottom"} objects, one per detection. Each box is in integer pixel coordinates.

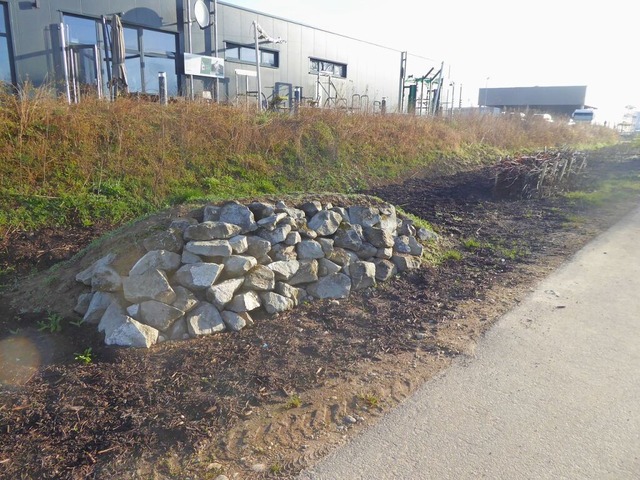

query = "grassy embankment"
[{"left": 0, "top": 83, "right": 619, "bottom": 235}]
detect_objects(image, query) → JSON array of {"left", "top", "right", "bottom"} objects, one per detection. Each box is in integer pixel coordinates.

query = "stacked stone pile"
[{"left": 73, "top": 200, "right": 437, "bottom": 348}]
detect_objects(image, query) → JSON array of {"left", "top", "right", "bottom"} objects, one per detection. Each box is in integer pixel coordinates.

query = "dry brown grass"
[{"left": 0, "top": 82, "right": 618, "bottom": 231}]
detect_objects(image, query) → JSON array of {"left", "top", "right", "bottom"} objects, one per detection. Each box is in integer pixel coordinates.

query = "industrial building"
[
  {"left": 0, "top": 0, "right": 440, "bottom": 113},
  {"left": 477, "top": 85, "right": 591, "bottom": 117}
]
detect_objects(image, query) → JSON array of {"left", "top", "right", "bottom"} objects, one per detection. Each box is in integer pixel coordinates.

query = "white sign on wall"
[{"left": 184, "top": 53, "right": 224, "bottom": 78}]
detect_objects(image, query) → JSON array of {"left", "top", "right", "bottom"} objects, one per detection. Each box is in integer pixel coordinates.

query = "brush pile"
[{"left": 493, "top": 149, "right": 588, "bottom": 199}]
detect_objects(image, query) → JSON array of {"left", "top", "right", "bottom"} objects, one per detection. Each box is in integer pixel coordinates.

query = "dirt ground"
[{"left": 1, "top": 144, "right": 639, "bottom": 480}]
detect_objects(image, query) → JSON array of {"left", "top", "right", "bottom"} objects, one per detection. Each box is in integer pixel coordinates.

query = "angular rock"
[
  {"left": 408, "top": 236, "right": 424, "bottom": 256},
  {"left": 221, "top": 310, "right": 250, "bottom": 332},
  {"left": 394, "top": 236, "right": 413, "bottom": 254},
  {"left": 143, "top": 228, "right": 184, "bottom": 253},
  {"left": 318, "top": 257, "right": 342, "bottom": 277},
  {"left": 203, "top": 205, "right": 221, "bottom": 222},
  {"left": 397, "top": 219, "right": 416, "bottom": 237},
  {"left": 224, "top": 255, "right": 257, "bottom": 277},
  {"left": 285, "top": 231, "right": 302, "bottom": 246},
  {"left": 318, "top": 238, "right": 334, "bottom": 255},
  {"left": 379, "top": 204, "right": 397, "bottom": 231},
  {"left": 259, "top": 292, "right": 294, "bottom": 314},
  {"left": 300, "top": 201, "right": 322, "bottom": 217},
  {"left": 172, "top": 286, "right": 199, "bottom": 313},
  {"left": 166, "top": 317, "right": 189, "bottom": 341},
  {"left": 175, "top": 263, "right": 224, "bottom": 290},
  {"left": 227, "top": 291, "right": 261, "bottom": 313},
  {"left": 349, "top": 261, "right": 377, "bottom": 291},
  {"left": 229, "top": 235, "right": 248, "bottom": 254},
  {"left": 308, "top": 210, "right": 342, "bottom": 236},
  {"left": 375, "top": 247, "right": 393, "bottom": 260},
  {"left": 373, "top": 258, "right": 397, "bottom": 281},
  {"left": 288, "top": 260, "right": 319, "bottom": 286},
  {"left": 296, "top": 240, "right": 325, "bottom": 260},
  {"left": 269, "top": 244, "right": 297, "bottom": 262},
  {"left": 267, "top": 260, "right": 300, "bottom": 281},
  {"left": 363, "top": 226, "right": 394, "bottom": 248},
  {"left": 247, "top": 201, "right": 275, "bottom": 220},
  {"left": 123, "top": 270, "right": 176, "bottom": 304},
  {"left": 355, "top": 242, "right": 378, "bottom": 260},
  {"left": 139, "top": 300, "right": 184, "bottom": 331},
  {"left": 348, "top": 206, "right": 380, "bottom": 227},
  {"left": 298, "top": 226, "right": 318, "bottom": 239},
  {"left": 185, "top": 222, "right": 242, "bottom": 241},
  {"left": 129, "top": 250, "right": 181, "bottom": 276},
  {"left": 326, "top": 247, "right": 352, "bottom": 266},
  {"left": 206, "top": 278, "right": 244, "bottom": 310},
  {"left": 275, "top": 282, "right": 307, "bottom": 306},
  {"left": 76, "top": 253, "right": 116, "bottom": 286},
  {"left": 126, "top": 303, "right": 140, "bottom": 319},
  {"left": 246, "top": 236, "right": 271, "bottom": 258},
  {"left": 392, "top": 254, "right": 422, "bottom": 272},
  {"left": 90, "top": 265, "right": 122, "bottom": 292},
  {"left": 334, "top": 227, "right": 363, "bottom": 252},
  {"left": 181, "top": 250, "right": 202, "bottom": 264},
  {"left": 98, "top": 299, "right": 127, "bottom": 336},
  {"left": 219, "top": 201, "right": 257, "bottom": 233},
  {"left": 73, "top": 292, "right": 94, "bottom": 316},
  {"left": 186, "top": 302, "right": 226, "bottom": 336},
  {"left": 306, "top": 273, "right": 351, "bottom": 299},
  {"left": 257, "top": 212, "right": 287, "bottom": 230},
  {"left": 244, "top": 265, "right": 275, "bottom": 291},
  {"left": 105, "top": 317, "right": 159, "bottom": 348},
  {"left": 169, "top": 217, "right": 198, "bottom": 233},
  {"left": 184, "top": 240, "right": 232, "bottom": 258},
  {"left": 259, "top": 224, "right": 291, "bottom": 245}
]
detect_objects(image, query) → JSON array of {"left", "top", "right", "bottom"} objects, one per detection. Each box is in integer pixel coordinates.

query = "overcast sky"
[{"left": 223, "top": 0, "right": 638, "bottom": 125}]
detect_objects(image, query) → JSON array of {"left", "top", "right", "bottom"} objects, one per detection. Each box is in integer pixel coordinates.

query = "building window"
[
  {"left": 63, "top": 14, "right": 178, "bottom": 96},
  {"left": 0, "top": 2, "right": 15, "bottom": 84},
  {"left": 309, "top": 58, "right": 347, "bottom": 78},
  {"left": 225, "top": 42, "right": 279, "bottom": 67},
  {"left": 123, "top": 26, "right": 178, "bottom": 96}
]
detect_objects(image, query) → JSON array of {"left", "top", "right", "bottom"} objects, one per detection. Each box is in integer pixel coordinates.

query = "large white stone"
[
  {"left": 221, "top": 310, "right": 250, "bottom": 332},
  {"left": 83, "top": 291, "right": 117, "bottom": 324},
  {"left": 349, "top": 261, "right": 377, "bottom": 291},
  {"left": 184, "top": 240, "right": 232, "bottom": 258},
  {"left": 244, "top": 265, "right": 275, "bottom": 291},
  {"left": 123, "top": 269, "right": 176, "bottom": 304},
  {"left": 105, "top": 317, "right": 159, "bottom": 348},
  {"left": 306, "top": 273, "right": 352, "bottom": 299},
  {"left": 267, "top": 260, "right": 300, "bottom": 281},
  {"left": 308, "top": 210, "right": 342, "bottom": 236},
  {"left": 206, "top": 278, "right": 244, "bottom": 309},
  {"left": 219, "top": 201, "right": 257, "bottom": 233},
  {"left": 186, "top": 302, "right": 226, "bottom": 336},
  {"left": 129, "top": 250, "right": 182, "bottom": 275},
  {"left": 75, "top": 253, "right": 116, "bottom": 286},
  {"left": 175, "top": 263, "right": 224, "bottom": 290},
  {"left": 138, "top": 300, "right": 184, "bottom": 331},
  {"left": 296, "top": 240, "right": 325, "bottom": 260},
  {"left": 224, "top": 255, "right": 258, "bottom": 277},
  {"left": 259, "top": 292, "right": 294, "bottom": 314},
  {"left": 227, "top": 291, "right": 261, "bottom": 312},
  {"left": 184, "top": 221, "right": 242, "bottom": 240}
]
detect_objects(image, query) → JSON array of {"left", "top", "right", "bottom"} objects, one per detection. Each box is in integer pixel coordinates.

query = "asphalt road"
[{"left": 299, "top": 205, "right": 640, "bottom": 480}]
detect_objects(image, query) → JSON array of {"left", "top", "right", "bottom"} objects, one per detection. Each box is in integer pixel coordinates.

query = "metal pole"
[
  {"left": 459, "top": 83, "right": 463, "bottom": 108},
  {"left": 253, "top": 21, "right": 262, "bottom": 111},
  {"left": 213, "top": 0, "right": 219, "bottom": 102},
  {"left": 398, "top": 51, "right": 407, "bottom": 113},
  {"left": 59, "top": 23, "right": 72, "bottom": 104},
  {"left": 450, "top": 82, "right": 455, "bottom": 116},
  {"left": 187, "top": 0, "right": 194, "bottom": 100},
  {"left": 159, "top": 72, "right": 168, "bottom": 105}
]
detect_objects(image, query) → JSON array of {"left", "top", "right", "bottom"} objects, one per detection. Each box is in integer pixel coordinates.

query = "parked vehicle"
[{"left": 571, "top": 109, "right": 595, "bottom": 124}]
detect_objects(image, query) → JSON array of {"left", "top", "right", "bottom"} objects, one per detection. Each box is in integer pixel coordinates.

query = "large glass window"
[
  {"left": 225, "top": 42, "right": 279, "bottom": 67},
  {"left": 0, "top": 3, "right": 14, "bottom": 83},
  {"left": 124, "top": 26, "right": 178, "bottom": 95},
  {"left": 310, "top": 58, "right": 347, "bottom": 78},
  {"left": 63, "top": 14, "right": 178, "bottom": 97}
]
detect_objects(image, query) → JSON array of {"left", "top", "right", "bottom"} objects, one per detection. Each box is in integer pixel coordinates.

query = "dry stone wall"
[{"left": 73, "top": 200, "right": 437, "bottom": 348}]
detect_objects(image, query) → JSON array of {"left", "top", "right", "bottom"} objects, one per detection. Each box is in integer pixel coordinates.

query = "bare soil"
[{"left": 1, "top": 145, "right": 639, "bottom": 479}]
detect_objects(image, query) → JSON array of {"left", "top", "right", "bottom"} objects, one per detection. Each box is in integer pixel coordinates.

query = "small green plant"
[
  {"left": 462, "top": 237, "right": 482, "bottom": 250},
  {"left": 359, "top": 393, "right": 380, "bottom": 409},
  {"left": 74, "top": 347, "right": 93, "bottom": 365},
  {"left": 269, "top": 462, "right": 283, "bottom": 475},
  {"left": 37, "top": 312, "right": 63, "bottom": 333},
  {"left": 69, "top": 318, "right": 85, "bottom": 327},
  {"left": 285, "top": 394, "right": 302, "bottom": 409},
  {"left": 440, "top": 249, "right": 463, "bottom": 262}
]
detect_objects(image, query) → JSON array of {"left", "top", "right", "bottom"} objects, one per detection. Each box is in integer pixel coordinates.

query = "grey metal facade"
[{"left": 0, "top": 0, "right": 436, "bottom": 112}]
